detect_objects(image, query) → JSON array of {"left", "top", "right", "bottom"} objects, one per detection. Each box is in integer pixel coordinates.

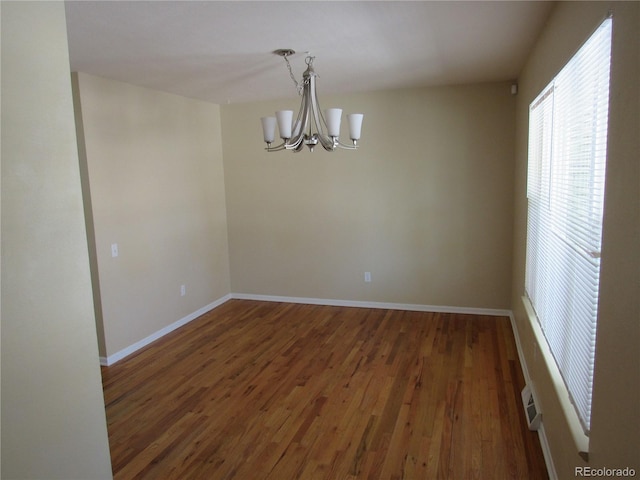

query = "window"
[{"left": 525, "top": 17, "right": 612, "bottom": 433}]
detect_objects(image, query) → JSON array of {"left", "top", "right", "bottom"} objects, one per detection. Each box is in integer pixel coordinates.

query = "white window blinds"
[{"left": 525, "top": 17, "right": 612, "bottom": 433}]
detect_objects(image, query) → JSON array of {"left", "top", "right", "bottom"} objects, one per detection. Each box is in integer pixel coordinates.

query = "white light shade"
[
  {"left": 324, "top": 108, "right": 342, "bottom": 137},
  {"left": 261, "top": 116, "right": 277, "bottom": 143},
  {"left": 276, "top": 110, "right": 294, "bottom": 139},
  {"left": 347, "top": 113, "right": 364, "bottom": 140}
]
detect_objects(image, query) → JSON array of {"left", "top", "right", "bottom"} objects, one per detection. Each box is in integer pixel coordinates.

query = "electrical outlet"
[
  {"left": 111, "top": 243, "right": 118, "bottom": 258},
  {"left": 180, "top": 285, "right": 186, "bottom": 296},
  {"left": 364, "top": 272, "right": 372, "bottom": 283}
]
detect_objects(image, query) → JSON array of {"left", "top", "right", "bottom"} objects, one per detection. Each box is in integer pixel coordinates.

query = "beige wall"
[
  {"left": 73, "top": 73, "right": 231, "bottom": 357},
  {"left": 222, "top": 83, "right": 516, "bottom": 309},
  {"left": 1, "top": 2, "right": 113, "bottom": 478},
  {"left": 511, "top": 2, "right": 639, "bottom": 477}
]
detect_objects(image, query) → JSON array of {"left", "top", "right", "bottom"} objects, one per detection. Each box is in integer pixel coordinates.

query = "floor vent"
[{"left": 522, "top": 385, "right": 542, "bottom": 431}]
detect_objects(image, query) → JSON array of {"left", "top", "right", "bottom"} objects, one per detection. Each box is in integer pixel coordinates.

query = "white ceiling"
[{"left": 64, "top": 1, "right": 555, "bottom": 105}]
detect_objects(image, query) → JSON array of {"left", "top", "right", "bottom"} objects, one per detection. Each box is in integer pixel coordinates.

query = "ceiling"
[{"left": 64, "top": 1, "right": 555, "bottom": 105}]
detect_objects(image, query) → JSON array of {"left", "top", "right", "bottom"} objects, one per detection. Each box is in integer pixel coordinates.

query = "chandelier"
[{"left": 261, "top": 49, "right": 363, "bottom": 152}]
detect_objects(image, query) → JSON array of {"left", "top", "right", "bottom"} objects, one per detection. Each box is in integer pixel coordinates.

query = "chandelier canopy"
[{"left": 261, "top": 50, "right": 363, "bottom": 153}]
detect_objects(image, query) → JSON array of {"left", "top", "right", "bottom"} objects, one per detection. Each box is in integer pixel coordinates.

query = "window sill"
[{"left": 521, "top": 295, "right": 590, "bottom": 462}]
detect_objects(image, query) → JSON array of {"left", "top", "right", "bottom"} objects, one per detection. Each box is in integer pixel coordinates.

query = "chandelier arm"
[
  {"left": 287, "top": 113, "right": 305, "bottom": 148},
  {"left": 312, "top": 124, "right": 335, "bottom": 151},
  {"left": 285, "top": 130, "right": 305, "bottom": 150},
  {"left": 307, "top": 73, "right": 336, "bottom": 151},
  {"left": 286, "top": 137, "right": 305, "bottom": 150},
  {"left": 334, "top": 140, "right": 358, "bottom": 150},
  {"left": 265, "top": 141, "right": 288, "bottom": 152},
  {"left": 287, "top": 84, "right": 311, "bottom": 149},
  {"left": 293, "top": 140, "right": 306, "bottom": 153},
  {"left": 294, "top": 92, "right": 307, "bottom": 136},
  {"left": 334, "top": 144, "right": 357, "bottom": 150},
  {"left": 317, "top": 134, "right": 336, "bottom": 151},
  {"left": 308, "top": 74, "right": 327, "bottom": 137}
]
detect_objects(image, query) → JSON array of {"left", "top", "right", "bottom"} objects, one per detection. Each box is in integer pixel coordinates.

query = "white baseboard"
[
  {"left": 100, "top": 294, "right": 232, "bottom": 366},
  {"left": 508, "top": 312, "right": 557, "bottom": 480},
  {"left": 538, "top": 424, "right": 557, "bottom": 480},
  {"left": 230, "top": 293, "right": 512, "bottom": 317},
  {"left": 100, "top": 293, "right": 511, "bottom": 367}
]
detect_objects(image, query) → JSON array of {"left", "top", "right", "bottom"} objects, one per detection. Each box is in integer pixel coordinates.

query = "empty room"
[{"left": 2, "top": 1, "right": 638, "bottom": 480}]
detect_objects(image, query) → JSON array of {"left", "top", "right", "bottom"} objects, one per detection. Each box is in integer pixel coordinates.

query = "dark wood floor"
[{"left": 101, "top": 300, "right": 548, "bottom": 479}]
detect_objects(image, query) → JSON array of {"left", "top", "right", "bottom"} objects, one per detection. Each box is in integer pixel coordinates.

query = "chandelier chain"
[{"left": 283, "top": 54, "right": 304, "bottom": 96}]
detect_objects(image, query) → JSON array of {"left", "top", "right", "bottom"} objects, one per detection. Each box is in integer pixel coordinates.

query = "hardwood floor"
[{"left": 101, "top": 300, "right": 548, "bottom": 479}]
